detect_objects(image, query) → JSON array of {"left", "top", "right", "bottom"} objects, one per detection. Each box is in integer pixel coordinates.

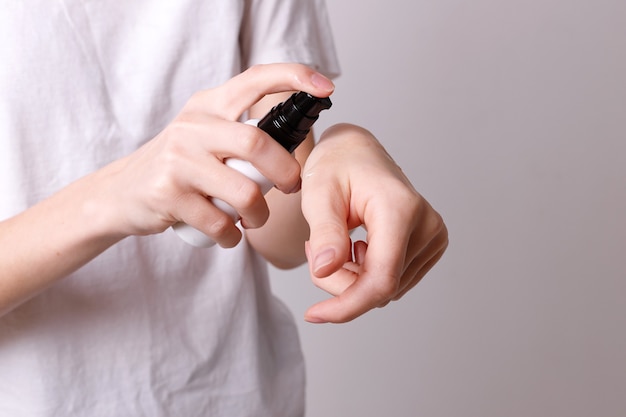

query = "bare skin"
[{"left": 0, "top": 63, "right": 448, "bottom": 323}]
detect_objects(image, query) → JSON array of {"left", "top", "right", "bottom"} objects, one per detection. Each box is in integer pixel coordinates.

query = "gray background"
[{"left": 270, "top": 0, "right": 626, "bottom": 416}]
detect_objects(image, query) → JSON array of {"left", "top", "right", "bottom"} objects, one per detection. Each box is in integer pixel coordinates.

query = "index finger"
[{"left": 201, "top": 63, "right": 335, "bottom": 120}]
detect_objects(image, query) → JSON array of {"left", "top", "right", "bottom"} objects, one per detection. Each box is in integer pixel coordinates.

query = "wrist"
[{"left": 70, "top": 162, "right": 131, "bottom": 243}]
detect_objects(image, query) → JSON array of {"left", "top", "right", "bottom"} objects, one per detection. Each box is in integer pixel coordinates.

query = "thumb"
[{"left": 301, "top": 180, "right": 353, "bottom": 278}]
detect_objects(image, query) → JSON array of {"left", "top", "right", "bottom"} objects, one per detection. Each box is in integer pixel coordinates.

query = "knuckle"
[
  {"left": 240, "top": 65, "right": 267, "bottom": 93},
  {"left": 310, "top": 221, "right": 347, "bottom": 243},
  {"left": 421, "top": 205, "right": 447, "bottom": 239},
  {"left": 149, "top": 172, "right": 176, "bottom": 201},
  {"left": 236, "top": 127, "right": 266, "bottom": 157},
  {"left": 206, "top": 215, "right": 233, "bottom": 238},
  {"left": 147, "top": 139, "right": 185, "bottom": 186},
  {"left": 245, "top": 64, "right": 265, "bottom": 77},
  {"left": 163, "top": 120, "right": 192, "bottom": 146},
  {"left": 432, "top": 212, "right": 447, "bottom": 235},
  {"left": 397, "top": 189, "right": 430, "bottom": 224},
  {"left": 159, "top": 145, "right": 187, "bottom": 177},
  {"left": 399, "top": 187, "right": 422, "bottom": 211},
  {"left": 232, "top": 180, "right": 262, "bottom": 209},
  {"left": 371, "top": 277, "right": 399, "bottom": 303},
  {"left": 438, "top": 222, "right": 450, "bottom": 250}
]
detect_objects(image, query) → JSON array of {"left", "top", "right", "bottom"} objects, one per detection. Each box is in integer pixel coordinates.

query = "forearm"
[{"left": 0, "top": 170, "right": 125, "bottom": 316}]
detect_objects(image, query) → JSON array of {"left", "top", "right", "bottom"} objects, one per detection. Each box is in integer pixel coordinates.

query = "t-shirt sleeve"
[{"left": 240, "top": 0, "right": 341, "bottom": 79}]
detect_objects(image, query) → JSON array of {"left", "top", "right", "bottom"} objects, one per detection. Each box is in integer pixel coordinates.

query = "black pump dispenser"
[{"left": 257, "top": 92, "right": 332, "bottom": 153}]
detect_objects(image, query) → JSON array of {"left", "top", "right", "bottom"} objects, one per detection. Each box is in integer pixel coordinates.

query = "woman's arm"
[
  {"left": 0, "top": 169, "right": 125, "bottom": 316},
  {"left": 0, "top": 64, "right": 335, "bottom": 317}
]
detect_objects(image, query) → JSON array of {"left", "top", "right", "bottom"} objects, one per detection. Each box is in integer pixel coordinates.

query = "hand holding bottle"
[
  {"left": 173, "top": 91, "right": 332, "bottom": 247},
  {"left": 95, "top": 64, "right": 335, "bottom": 247}
]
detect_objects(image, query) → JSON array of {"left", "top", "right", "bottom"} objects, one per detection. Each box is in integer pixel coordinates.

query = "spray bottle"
[{"left": 172, "top": 91, "right": 332, "bottom": 247}]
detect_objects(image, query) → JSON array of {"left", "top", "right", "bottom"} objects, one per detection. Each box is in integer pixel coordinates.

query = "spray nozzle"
[{"left": 257, "top": 91, "right": 332, "bottom": 153}]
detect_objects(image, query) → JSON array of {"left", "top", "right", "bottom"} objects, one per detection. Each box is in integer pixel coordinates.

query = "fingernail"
[
  {"left": 311, "top": 72, "right": 335, "bottom": 92},
  {"left": 313, "top": 248, "right": 335, "bottom": 274},
  {"left": 289, "top": 177, "right": 302, "bottom": 194},
  {"left": 305, "top": 316, "right": 328, "bottom": 324},
  {"left": 275, "top": 177, "right": 301, "bottom": 194}
]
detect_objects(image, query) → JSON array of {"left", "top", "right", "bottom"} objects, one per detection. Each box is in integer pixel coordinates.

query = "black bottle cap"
[{"left": 257, "top": 91, "right": 332, "bottom": 153}]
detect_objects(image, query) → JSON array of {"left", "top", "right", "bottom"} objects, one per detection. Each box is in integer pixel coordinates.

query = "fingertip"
[
  {"left": 310, "top": 72, "right": 335, "bottom": 94},
  {"left": 304, "top": 293, "right": 358, "bottom": 324},
  {"left": 304, "top": 313, "right": 329, "bottom": 324},
  {"left": 214, "top": 229, "right": 244, "bottom": 248}
]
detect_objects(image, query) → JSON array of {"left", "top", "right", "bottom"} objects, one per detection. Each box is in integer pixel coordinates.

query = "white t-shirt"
[{"left": 0, "top": 1, "right": 339, "bottom": 416}]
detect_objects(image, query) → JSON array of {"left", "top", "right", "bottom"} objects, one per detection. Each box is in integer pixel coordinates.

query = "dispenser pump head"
[{"left": 257, "top": 91, "right": 332, "bottom": 153}]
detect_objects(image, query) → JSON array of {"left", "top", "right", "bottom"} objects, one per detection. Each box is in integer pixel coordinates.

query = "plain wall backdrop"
[{"left": 269, "top": 1, "right": 626, "bottom": 416}]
